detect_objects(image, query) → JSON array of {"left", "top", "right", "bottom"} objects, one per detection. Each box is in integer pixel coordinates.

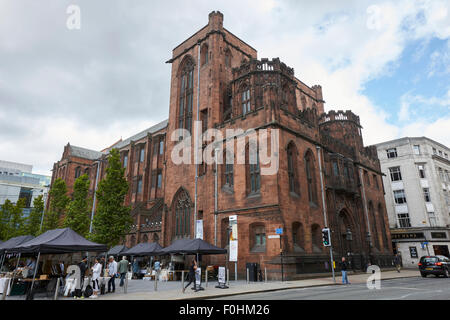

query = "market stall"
[
  {"left": 7, "top": 228, "right": 107, "bottom": 299},
  {"left": 160, "top": 238, "right": 226, "bottom": 283},
  {"left": 123, "top": 242, "right": 163, "bottom": 279}
]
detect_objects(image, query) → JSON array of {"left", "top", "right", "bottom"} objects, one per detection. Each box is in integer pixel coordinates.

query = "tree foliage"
[
  {"left": 43, "top": 178, "right": 69, "bottom": 232},
  {"left": 0, "top": 199, "right": 14, "bottom": 241},
  {"left": 90, "top": 149, "right": 131, "bottom": 247},
  {"left": 63, "top": 174, "right": 91, "bottom": 237},
  {"left": 24, "top": 195, "right": 45, "bottom": 236}
]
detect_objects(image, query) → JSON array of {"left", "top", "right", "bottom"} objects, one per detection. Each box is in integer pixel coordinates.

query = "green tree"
[
  {"left": 7, "top": 198, "right": 27, "bottom": 238},
  {"left": 43, "top": 178, "right": 69, "bottom": 232},
  {"left": 0, "top": 199, "right": 14, "bottom": 240},
  {"left": 90, "top": 149, "right": 131, "bottom": 246},
  {"left": 24, "top": 195, "right": 45, "bottom": 236},
  {"left": 63, "top": 174, "right": 91, "bottom": 237}
]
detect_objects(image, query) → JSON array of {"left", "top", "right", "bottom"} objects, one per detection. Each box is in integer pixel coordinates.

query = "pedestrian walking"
[
  {"left": 90, "top": 258, "right": 102, "bottom": 298},
  {"left": 118, "top": 256, "right": 129, "bottom": 287},
  {"left": 107, "top": 256, "right": 117, "bottom": 293},
  {"left": 184, "top": 258, "right": 198, "bottom": 292},
  {"left": 394, "top": 253, "right": 401, "bottom": 273},
  {"left": 339, "top": 257, "right": 350, "bottom": 285}
]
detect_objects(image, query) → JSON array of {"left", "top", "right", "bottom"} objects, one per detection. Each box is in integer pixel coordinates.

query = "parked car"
[{"left": 418, "top": 255, "right": 450, "bottom": 278}]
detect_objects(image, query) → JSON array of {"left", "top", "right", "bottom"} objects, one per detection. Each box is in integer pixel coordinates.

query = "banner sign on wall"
[
  {"left": 229, "top": 215, "right": 238, "bottom": 262},
  {"left": 196, "top": 220, "right": 203, "bottom": 239}
]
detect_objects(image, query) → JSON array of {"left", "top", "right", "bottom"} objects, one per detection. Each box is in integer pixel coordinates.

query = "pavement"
[{"left": 95, "top": 269, "right": 421, "bottom": 300}]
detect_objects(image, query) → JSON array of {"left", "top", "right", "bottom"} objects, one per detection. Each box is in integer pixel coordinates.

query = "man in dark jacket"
[
  {"left": 78, "top": 257, "right": 88, "bottom": 290},
  {"left": 394, "top": 254, "right": 401, "bottom": 273},
  {"left": 339, "top": 257, "right": 350, "bottom": 285}
]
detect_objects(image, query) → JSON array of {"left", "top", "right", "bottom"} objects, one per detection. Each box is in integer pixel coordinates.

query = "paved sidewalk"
[{"left": 97, "top": 269, "right": 420, "bottom": 300}]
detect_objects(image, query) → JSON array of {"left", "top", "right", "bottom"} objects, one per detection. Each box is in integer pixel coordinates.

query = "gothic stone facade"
[{"left": 49, "top": 11, "right": 393, "bottom": 279}]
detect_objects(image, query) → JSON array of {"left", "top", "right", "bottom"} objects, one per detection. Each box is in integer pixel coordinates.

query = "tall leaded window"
[
  {"left": 241, "top": 86, "right": 251, "bottom": 115},
  {"left": 74, "top": 167, "right": 82, "bottom": 179},
  {"left": 201, "top": 44, "right": 209, "bottom": 66},
  {"left": 369, "top": 202, "right": 380, "bottom": 250},
  {"left": 225, "top": 49, "right": 232, "bottom": 68},
  {"left": 223, "top": 151, "right": 234, "bottom": 188},
  {"left": 247, "top": 144, "right": 260, "bottom": 194},
  {"left": 305, "top": 151, "right": 317, "bottom": 204},
  {"left": 179, "top": 59, "right": 194, "bottom": 135},
  {"left": 287, "top": 143, "right": 299, "bottom": 194},
  {"left": 174, "top": 189, "right": 191, "bottom": 238}
]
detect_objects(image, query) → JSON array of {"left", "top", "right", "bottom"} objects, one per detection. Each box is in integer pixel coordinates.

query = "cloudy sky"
[{"left": 0, "top": 0, "right": 449, "bottom": 176}]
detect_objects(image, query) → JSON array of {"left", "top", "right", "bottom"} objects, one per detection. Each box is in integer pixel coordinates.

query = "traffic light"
[{"left": 322, "top": 228, "right": 331, "bottom": 247}]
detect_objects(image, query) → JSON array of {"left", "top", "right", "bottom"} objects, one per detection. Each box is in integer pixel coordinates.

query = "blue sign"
[{"left": 276, "top": 228, "right": 283, "bottom": 235}]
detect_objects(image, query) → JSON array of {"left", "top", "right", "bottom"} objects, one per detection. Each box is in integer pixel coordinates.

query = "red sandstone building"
[{"left": 49, "top": 12, "right": 393, "bottom": 279}]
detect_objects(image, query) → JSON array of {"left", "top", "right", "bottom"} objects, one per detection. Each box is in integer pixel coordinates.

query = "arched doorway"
[{"left": 337, "top": 209, "right": 359, "bottom": 269}]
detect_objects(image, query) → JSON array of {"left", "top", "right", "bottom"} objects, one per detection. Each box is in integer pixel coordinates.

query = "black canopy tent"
[
  {"left": 7, "top": 228, "right": 107, "bottom": 298},
  {"left": 107, "top": 245, "right": 129, "bottom": 257},
  {"left": 161, "top": 238, "right": 227, "bottom": 255},
  {"left": 0, "top": 235, "right": 35, "bottom": 270},
  {"left": 123, "top": 242, "right": 163, "bottom": 256}
]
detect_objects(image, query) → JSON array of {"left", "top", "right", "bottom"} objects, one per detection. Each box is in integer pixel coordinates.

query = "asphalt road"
[{"left": 212, "top": 276, "right": 450, "bottom": 300}]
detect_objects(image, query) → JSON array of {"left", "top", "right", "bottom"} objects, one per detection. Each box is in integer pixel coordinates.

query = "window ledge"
[
  {"left": 247, "top": 192, "right": 261, "bottom": 199},
  {"left": 222, "top": 185, "right": 234, "bottom": 194},
  {"left": 289, "top": 192, "right": 300, "bottom": 199},
  {"left": 250, "top": 246, "right": 266, "bottom": 253}
]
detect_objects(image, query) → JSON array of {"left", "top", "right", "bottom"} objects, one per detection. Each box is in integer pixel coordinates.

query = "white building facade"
[
  {"left": 0, "top": 160, "right": 50, "bottom": 216},
  {"left": 375, "top": 137, "right": 450, "bottom": 267}
]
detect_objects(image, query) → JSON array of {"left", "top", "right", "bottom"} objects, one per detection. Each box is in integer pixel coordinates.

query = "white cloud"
[{"left": 1, "top": 0, "right": 449, "bottom": 175}]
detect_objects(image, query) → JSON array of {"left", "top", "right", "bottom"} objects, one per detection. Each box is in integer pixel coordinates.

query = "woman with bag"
[{"left": 90, "top": 258, "right": 102, "bottom": 298}]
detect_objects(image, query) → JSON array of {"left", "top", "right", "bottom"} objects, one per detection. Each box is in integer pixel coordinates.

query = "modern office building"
[
  {"left": 375, "top": 137, "right": 450, "bottom": 266},
  {"left": 0, "top": 160, "right": 50, "bottom": 216}
]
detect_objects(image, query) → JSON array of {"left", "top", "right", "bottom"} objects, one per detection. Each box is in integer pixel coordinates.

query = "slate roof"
[
  {"left": 69, "top": 145, "right": 105, "bottom": 160},
  {"left": 107, "top": 119, "right": 168, "bottom": 151}
]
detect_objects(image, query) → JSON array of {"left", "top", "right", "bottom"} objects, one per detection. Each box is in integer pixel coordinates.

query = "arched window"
[
  {"left": 241, "top": 85, "right": 251, "bottom": 115},
  {"left": 153, "top": 233, "right": 159, "bottom": 243},
  {"left": 201, "top": 44, "right": 209, "bottom": 66},
  {"left": 130, "top": 235, "right": 136, "bottom": 247},
  {"left": 301, "top": 96, "right": 307, "bottom": 110},
  {"left": 178, "top": 58, "right": 194, "bottom": 134},
  {"left": 369, "top": 201, "right": 380, "bottom": 250},
  {"left": 221, "top": 218, "right": 230, "bottom": 249},
  {"left": 287, "top": 142, "right": 299, "bottom": 194},
  {"left": 84, "top": 168, "right": 90, "bottom": 177},
  {"left": 223, "top": 150, "right": 234, "bottom": 188},
  {"left": 173, "top": 188, "right": 192, "bottom": 238},
  {"left": 305, "top": 151, "right": 318, "bottom": 205},
  {"left": 225, "top": 49, "right": 232, "bottom": 68},
  {"left": 246, "top": 143, "right": 260, "bottom": 194},
  {"left": 142, "top": 234, "right": 148, "bottom": 243},
  {"left": 292, "top": 222, "right": 304, "bottom": 252},
  {"left": 74, "top": 166, "right": 82, "bottom": 179}
]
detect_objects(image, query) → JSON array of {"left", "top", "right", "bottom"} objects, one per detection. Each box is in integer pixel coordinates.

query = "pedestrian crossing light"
[{"left": 322, "top": 228, "right": 331, "bottom": 247}]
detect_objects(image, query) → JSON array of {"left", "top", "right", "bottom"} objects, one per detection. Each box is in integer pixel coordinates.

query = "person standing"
[
  {"left": 90, "top": 258, "right": 102, "bottom": 298},
  {"left": 78, "top": 257, "right": 88, "bottom": 290},
  {"left": 154, "top": 259, "right": 161, "bottom": 277},
  {"left": 107, "top": 256, "right": 117, "bottom": 293},
  {"left": 394, "top": 253, "right": 402, "bottom": 273},
  {"left": 339, "top": 257, "right": 350, "bottom": 285},
  {"left": 184, "top": 258, "right": 198, "bottom": 292},
  {"left": 132, "top": 259, "right": 139, "bottom": 279},
  {"left": 118, "top": 256, "right": 129, "bottom": 287}
]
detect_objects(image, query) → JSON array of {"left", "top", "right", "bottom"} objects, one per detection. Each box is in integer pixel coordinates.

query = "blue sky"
[{"left": 364, "top": 37, "right": 449, "bottom": 128}]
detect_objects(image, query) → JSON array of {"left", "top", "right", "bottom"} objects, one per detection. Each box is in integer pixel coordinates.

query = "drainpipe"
[
  {"left": 194, "top": 42, "right": 201, "bottom": 238},
  {"left": 358, "top": 166, "right": 372, "bottom": 262},
  {"left": 214, "top": 148, "right": 219, "bottom": 246}
]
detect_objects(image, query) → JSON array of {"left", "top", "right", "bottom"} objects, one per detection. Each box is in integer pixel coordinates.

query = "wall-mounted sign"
[
  {"left": 276, "top": 228, "right": 283, "bottom": 235},
  {"left": 431, "top": 232, "right": 447, "bottom": 239},
  {"left": 229, "top": 240, "right": 238, "bottom": 262},
  {"left": 409, "top": 247, "right": 418, "bottom": 258},
  {"left": 268, "top": 235, "right": 280, "bottom": 239},
  {"left": 392, "top": 233, "right": 425, "bottom": 240}
]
